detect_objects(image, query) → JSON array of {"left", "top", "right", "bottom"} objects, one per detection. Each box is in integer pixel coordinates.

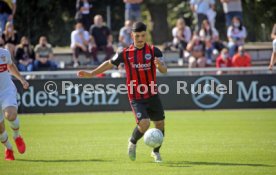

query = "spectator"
[
  {"left": 190, "top": 0, "right": 215, "bottom": 30},
  {"left": 172, "top": 18, "right": 192, "bottom": 60},
  {"left": 89, "top": 15, "right": 114, "bottom": 64},
  {"left": 118, "top": 20, "right": 133, "bottom": 52},
  {"left": 0, "top": 36, "right": 4, "bottom": 47},
  {"left": 124, "top": 0, "right": 143, "bottom": 22},
  {"left": 75, "top": 0, "right": 93, "bottom": 31},
  {"left": 232, "top": 46, "right": 251, "bottom": 67},
  {"left": 0, "top": 0, "right": 16, "bottom": 34},
  {"left": 14, "top": 36, "right": 35, "bottom": 72},
  {"left": 71, "top": 22, "right": 90, "bottom": 68},
  {"left": 34, "top": 36, "right": 57, "bottom": 71},
  {"left": 269, "top": 24, "right": 276, "bottom": 70},
  {"left": 187, "top": 34, "right": 206, "bottom": 68},
  {"left": 216, "top": 48, "right": 231, "bottom": 75},
  {"left": 220, "top": 0, "right": 243, "bottom": 27},
  {"left": 2, "top": 21, "right": 18, "bottom": 57},
  {"left": 227, "top": 16, "right": 246, "bottom": 57},
  {"left": 199, "top": 19, "right": 224, "bottom": 64}
]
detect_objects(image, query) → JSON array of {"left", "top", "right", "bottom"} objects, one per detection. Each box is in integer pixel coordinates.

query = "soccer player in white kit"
[{"left": 0, "top": 48, "right": 29, "bottom": 160}]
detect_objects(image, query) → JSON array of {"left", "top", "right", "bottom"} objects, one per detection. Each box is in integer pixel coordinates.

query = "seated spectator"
[
  {"left": 227, "top": 16, "right": 247, "bottom": 57},
  {"left": 232, "top": 46, "right": 251, "bottom": 67},
  {"left": 71, "top": 22, "right": 90, "bottom": 68},
  {"left": 89, "top": 15, "right": 114, "bottom": 64},
  {"left": 118, "top": 20, "right": 133, "bottom": 52},
  {"left": 172, "top": 18, "right": 192, "bottom": 60},
  {"left": 2, "top": 21, "right": 19, "bottom": 58},
  {"left": 14, "top": 36, "right": 35, "bottom": 72},
  {"left": 216, "top": 48, "right": 232, "bottom": 75},
  {"left": 187, "top": 34, "right": 206, "bottom": 68},
  {"left": 199, "top": 19, "right": 224, "bottom": 64},
  {"left": 34, "top": 36, "right": 57, "bottom": 71}
]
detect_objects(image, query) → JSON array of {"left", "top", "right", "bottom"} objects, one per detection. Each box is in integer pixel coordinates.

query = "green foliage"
[{"left": 14, "top": 0, "right": 124, "bottom": 47}]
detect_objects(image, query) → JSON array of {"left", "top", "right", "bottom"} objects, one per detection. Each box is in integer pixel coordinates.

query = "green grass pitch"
[{"left": 0, "top": 110, "right": 276, "bottom": 175}]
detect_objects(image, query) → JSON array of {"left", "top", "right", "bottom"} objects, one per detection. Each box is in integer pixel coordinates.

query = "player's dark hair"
[{"left": 132, "top": 22, "right": 147, "bottom": 32}]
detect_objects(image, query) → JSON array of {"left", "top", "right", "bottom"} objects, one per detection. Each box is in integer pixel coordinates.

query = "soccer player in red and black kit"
[{"left": 77, "top": 22, "right": 167, "bottom": 162}]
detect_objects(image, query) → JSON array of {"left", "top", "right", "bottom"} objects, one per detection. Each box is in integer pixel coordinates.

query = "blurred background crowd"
[{"left": 0, "top": 0, "right": 275, "bottom": 73}]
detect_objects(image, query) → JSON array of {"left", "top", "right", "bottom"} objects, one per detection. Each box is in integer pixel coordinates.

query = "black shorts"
[{"left": 130, "top": 95, "right": 165, "bottom": 124}]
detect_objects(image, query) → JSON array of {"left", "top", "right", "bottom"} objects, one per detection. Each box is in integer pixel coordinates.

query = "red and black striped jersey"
[{"left": 110, "top": 43, "right": 163, "bottom": 101}]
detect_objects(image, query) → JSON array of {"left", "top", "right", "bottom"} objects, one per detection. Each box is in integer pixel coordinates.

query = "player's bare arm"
[
  {"left": 269, "top": 53, "right": 276, "bottom": 70},
  {"left": 77, "top": 60, "right": 114, "bottom": 78},
  {"left": 7, "top": 63, "right": 29, "bottom": 89},
  {"left": 154, "top": 57, "right": 167, "bottom": 74}
]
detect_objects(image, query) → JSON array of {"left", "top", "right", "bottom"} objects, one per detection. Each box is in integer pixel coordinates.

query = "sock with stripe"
[
  {"left": 9, "top": 117, "right": 20, "bottom": 139},
  {"left": 0, "top": 131, "right": 13, "bottom": 150}
]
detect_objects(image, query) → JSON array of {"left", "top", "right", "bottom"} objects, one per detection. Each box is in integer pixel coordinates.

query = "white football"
[{"left": 144, "top": 128, "right": 164, "bottom": 148}]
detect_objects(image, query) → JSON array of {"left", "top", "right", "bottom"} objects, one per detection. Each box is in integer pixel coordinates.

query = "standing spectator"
[
  {"left": 220, "top": 0, "right": 243, "bottom": 27},
  {"left": 0, "top": 0, "right": 16, "bottom": 34},
  {"left": 124, "top": 0, "right": 143, "bottom": 22},
  {"left": 2, "top": 21, "right": 18, "bottom": 57},
  {"left": 89, "top": 15, "right": 114, "bottom": 64},
  {"left": 199, "top": 19, "right": 224, "bottom": 64},
  {"left": 14, "top": 36, "right": 35, "bottom": 72},
  {"left": 118, "top": 20, "right": 133, "bottom": 52},
  {"left": 172, "top": 18, "right": 192, "bottom": 60},
  {"left": 190, "top": 0, "right": 215, "bottom": 30},
  {"left": 227, "top": 16, "right": 246, "bottom": 57},
  {"left": 34, "top": 36, "right": 57, "bottom": 71},
  {"left": 71, "top": 22, "right": 90, "bottom": 68},
  {"left": 75, "top": 0, "right": 93, "bottom": 31},
  {"left": 216, "top": 48, "right": 231, "bottom": 74},
  {"left": 187, "top": 34, "right": 206, "bottom": 68},
  {"left": 232, "top": 46, "right": 251, "bottom": 67},
  {"left": 269, "top": 24, "right": 276, "bottom": 70}
]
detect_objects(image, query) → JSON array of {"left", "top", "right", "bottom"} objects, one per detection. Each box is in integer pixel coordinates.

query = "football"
[{"left": 144, "top": 128, "right": 164, "bottom": 148}]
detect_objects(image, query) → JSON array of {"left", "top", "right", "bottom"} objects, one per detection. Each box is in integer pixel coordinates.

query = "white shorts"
[
  {"left": 273, "top": 39, "right": 276, "bottom": 53},
  {"left": 0, "top": 87, "right": 18, "bottom": 122}
]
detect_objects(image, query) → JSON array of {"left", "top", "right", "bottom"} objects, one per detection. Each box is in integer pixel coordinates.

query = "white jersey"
[{"left": 0, "top": 48, "right": 16, "bottom": 92}]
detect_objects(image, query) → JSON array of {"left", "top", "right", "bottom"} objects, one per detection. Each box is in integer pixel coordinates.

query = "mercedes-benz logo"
[{"left": 192, "top": 76, "right": 224, "bottom": 109}]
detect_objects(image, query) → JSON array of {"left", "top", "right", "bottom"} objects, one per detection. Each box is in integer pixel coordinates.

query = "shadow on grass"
[
  {"left": 161, "top": 161, "right": 275, "bottom": 168},
  {"left": 16, "top": 159, "right": 112, "bottom": 163}
]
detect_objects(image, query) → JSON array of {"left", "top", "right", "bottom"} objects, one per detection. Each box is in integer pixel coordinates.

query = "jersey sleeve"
[
  {"left": 153, "top": 47, "right": 165, "bottom": 63},
  {"left": 154, "top": 47, "right": 163, "bottom": 58},
  {"left": 110, "top": 51, "right": 124, "bottom": 67}
]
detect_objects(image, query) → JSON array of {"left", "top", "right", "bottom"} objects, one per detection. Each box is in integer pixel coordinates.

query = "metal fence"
[{"left": 19, "top": 66, "right": 275, "bottom": 79}]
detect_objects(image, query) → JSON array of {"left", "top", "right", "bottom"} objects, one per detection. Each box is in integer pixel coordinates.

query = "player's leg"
[
  {"left": 0, "top": 111, "right": 15, "bottom": 160},
  {"left": 148, "top": 95, "right": 165, "bottom": 162},
  {"left": 128, "top": 101, "right": 150, "bottom": 161},
  {"left": 269, "top": 39, "right": 276, "bottom": 70},
  {"left": 3, "top": 106, "right": 26, "bottom": 154}
]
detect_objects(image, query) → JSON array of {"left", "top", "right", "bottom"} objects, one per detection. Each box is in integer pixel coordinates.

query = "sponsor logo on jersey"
[
  {"left": 0, "top": 64, "right": 8, "bottom": 72},
  {"left": 131, "top": 62, "right": 151, "bottom": 70}
]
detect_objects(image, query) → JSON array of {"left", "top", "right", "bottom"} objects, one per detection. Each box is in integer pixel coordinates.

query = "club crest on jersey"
[
  {"left": 145, "top": 54, "right": 151, "bottom": 60},
  {"left": 1, "top": 55, "right": 6, "bottom": 62},
  {"left": 136, "top": 113, "right": 142, "bottom": 118}
]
